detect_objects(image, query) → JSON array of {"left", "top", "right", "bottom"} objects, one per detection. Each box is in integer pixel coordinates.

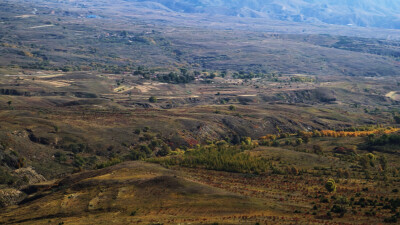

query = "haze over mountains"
[{"left": 129, "top": 0, "right": 400, "bottom": 29}]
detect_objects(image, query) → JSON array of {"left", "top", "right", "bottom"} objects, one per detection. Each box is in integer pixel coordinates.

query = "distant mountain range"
[{"left": 127, "top": 0, "right": 400, "bottom": 29}]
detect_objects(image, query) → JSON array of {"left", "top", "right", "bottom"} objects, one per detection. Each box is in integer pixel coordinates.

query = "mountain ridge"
[{"left": 128, "top": 0, "right": 400, "bottom": 29}]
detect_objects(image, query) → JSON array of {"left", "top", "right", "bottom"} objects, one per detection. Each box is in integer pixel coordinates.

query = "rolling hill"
[{"left": 1, "top": 0, "right": 400, "bottom": 224}]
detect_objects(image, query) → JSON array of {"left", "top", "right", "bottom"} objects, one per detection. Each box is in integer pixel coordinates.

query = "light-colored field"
[
  {"left": 133, "top": 82, "right": 164, "bottom": 93},
  {"left": 15, "top": 15, "right": 36, "bottom": 18},
  {"left": 29, "top": 24, "right": 54, "bottom": 29},
  {"left": 35, "top": 80, "right": 72, "bottom": 87},
  {"left": 385, "top": 91, "right": 400, "bottom": 100},
  {"left": 113, "top": 85, "right": 134, "bottom": 93},
  {"left": 35, "top": 74, "right": 64, "bottom": 78}
]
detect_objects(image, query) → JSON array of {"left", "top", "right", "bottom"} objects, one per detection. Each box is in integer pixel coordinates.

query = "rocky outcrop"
[
  {"left": 0, "top": 189, "right": 25, "bottom": 207},
  {"left": 14, "top": 167, "right": 46, "bottom": 185}
]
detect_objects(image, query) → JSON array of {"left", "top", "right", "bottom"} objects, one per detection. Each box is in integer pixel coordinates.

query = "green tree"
[
  {"left": 128, "top": 149, "right": 146, "bottom": 160},
  {"left": 296, "top": 138, "right": 303, "bottom": 145},
  {"left": 209, "top": 73, "right": 216, "bottom": 79},
  {"left": 231, "top": 135, "right": 241, "bottom": 145},
  {"left": 157, "top": 144, "right": 171, "bottom": 156},
  {"left": 140, "top": 145, "right": 152, "bottom": 157},
  {"left": 149, "top": 96, "right": 157, "bottom": 103}
]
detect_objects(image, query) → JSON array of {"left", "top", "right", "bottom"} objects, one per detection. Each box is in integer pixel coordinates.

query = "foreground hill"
[{"left": 0, "top": 161, "right": 266, "bottom": 224}]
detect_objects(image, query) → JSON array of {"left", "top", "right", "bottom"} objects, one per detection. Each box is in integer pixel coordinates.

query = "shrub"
[
  {"left": 54, "top": 152, "right": 67, "bottom": 163},
  {"left": 149, "top": 96, "right": 157, "bottom": 103},
  {"left": 394, "top": 115, "right": 400, "bottom": 124},
  {"left": 0, "top": 168, "right": 17, "bottom": 185},
  {"left": 313, "top": 145, "right": 323, "bottom": 154},
  {"left": 302, "top": 136, "right": 310, "bottom": 143},
  {"left": 384, "top": 216, "right": 398, "bottom": 223},
  {"left": 156, "top": 144, "right": 171, "bottom": 156},
  {"left": 2, "top": 154, "right": 24, "bottom": 169},
  {"left": 95, "top": 158, "right": 121, "bottom": 169},
  {"left": 66, "top": 143, "right": 87, "bottom": 154},
  {"left": 243, "top": 137, "right": 252, "bottom": 145},
  {"left": 272, "top": 140, "right": 280, "bottom": 147},
  {"left": 325, "top": 178, "right": 337, "bottom": 193},
  {"left": 128, "top": 149, "right": 147, "bottom": 160},
  {"left": 320, "top": 197, "right": 329, "bottom": 203},
  {"left": 287, "top": 166, "right": 299, "bottom": 175},
  {"left": 335, "top": 196, "right": 350, "bottom": 205},
  {"left": 331, "top": 205, "right": 347, "bottom": 217},
  {"left": 140, "top": 145, "right": 152, "bottom": 156},
  {"left": 279, "top": 133, "right": 290, "bottom": 139},
  {"left": 73, "top": 155, "right": 86, "bottom": 167},
  {"left": 296, "top": 138, "right": 303, "bottom": 145},
  {"left": 336, "top": 169, "right": 350, "bottom": 178}
]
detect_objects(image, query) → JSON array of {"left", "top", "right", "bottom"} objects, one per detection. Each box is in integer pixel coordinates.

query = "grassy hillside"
[{"left": 0, "top": 161, "right": 267, "bottom": 224}]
